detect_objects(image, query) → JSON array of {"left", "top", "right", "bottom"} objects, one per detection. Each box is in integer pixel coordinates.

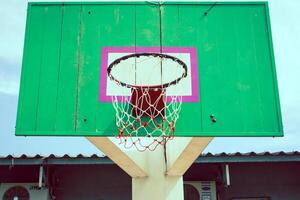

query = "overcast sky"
[{"left": 0, "top": 0, "right": 300, "bottom": 156}]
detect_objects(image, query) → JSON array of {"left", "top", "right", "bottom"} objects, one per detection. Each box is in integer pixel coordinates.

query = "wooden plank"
[
  {"left": 200, "top": 5, "right": 243, "bottom": 133},
  {"left": 95, "top": 5, "right": 136, "bottom": 135},
  {"left": 55, "top": 5, "right": 82, "bottom": 133},
  {"left": 16, "top": 5, "right": 45, "bottom": 133},
  {"left": 162, "top": 5, "right": 203, "bottom": 135},
  {"left": 36, "top": 5, "right": 63, "bottom": 131},
  {"left": 75, "top": 5, "right": 100, "bottom": 133},
  {"left": 15, "top": 4, "right": 33, "bottom": 132},
  {"left": 87, "top": 137, "right": 147, "bottom": 178},
  {"left": 249, "top": 5, "right": 280, "bottom": 132}
]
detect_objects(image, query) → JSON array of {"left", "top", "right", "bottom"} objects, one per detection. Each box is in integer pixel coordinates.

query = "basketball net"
[{"left": 108, "top": 53, "right": 187, "bottom": 151}]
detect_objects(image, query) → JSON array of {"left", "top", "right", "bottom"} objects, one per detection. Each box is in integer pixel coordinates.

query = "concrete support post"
[{"left": 132, "top": 145, "right": 184, "bottom": 200}]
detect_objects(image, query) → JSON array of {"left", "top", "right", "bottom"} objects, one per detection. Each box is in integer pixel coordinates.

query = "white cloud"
[
  {"left": 0, "top": 73, "right": 19, "bottom": 95},
  {"left": 0, "top": 58, "right": 20, "bottom": 96}
]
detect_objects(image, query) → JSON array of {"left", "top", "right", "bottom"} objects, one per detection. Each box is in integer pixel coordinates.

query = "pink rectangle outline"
[{"left": 99, "top": 47, "right": 199, "bottom": 102}]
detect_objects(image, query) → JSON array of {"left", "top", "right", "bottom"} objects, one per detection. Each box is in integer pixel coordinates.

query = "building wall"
[
  {"left": 0, "top": 165, "right": 40, "bottom": 182},
  {"left": 49, "top": 165, "right": 131, "bottom": 200},
  {"left": 218, "top": 163, "right": 300, "bottom": 200},
  {"left": 0, "top": 164, "right": 131, "bottom": 200}
]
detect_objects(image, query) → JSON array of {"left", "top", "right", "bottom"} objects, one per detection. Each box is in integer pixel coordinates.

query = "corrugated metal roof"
[
  {"left": 0, "top": 154, "right": 105, "bottom": 159},
  {"left": 1, "top": 151, "right": 299, "bottom": 159},
  {"left": 196, "top": 151, "right": 300, "bottom": 163},
  {"left": 202, "top": 151, "right": 300, "bottom": 157},
  {"left": 0, "top": 152, "right": 300, "bottom": 165}
]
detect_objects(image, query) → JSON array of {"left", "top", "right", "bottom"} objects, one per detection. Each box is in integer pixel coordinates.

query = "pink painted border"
[{"left": 99, "top": 47, "right": 199, "bottom": 102}]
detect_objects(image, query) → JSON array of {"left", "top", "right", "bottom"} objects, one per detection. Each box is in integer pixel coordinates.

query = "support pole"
[{"left": 132, "top": 145, "right": 184, "bottom": 200}]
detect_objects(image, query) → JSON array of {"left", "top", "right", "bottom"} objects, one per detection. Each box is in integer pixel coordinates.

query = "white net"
[
  {"left": 108, "top": 53, "right": 187, "bottom": 151},
  {"left": 112, "top": 87, "right": 182, "bottom": 151}
]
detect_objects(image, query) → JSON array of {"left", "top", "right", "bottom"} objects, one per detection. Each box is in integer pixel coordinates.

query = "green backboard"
[{"left": 16, "top": 2, "right": 283, "bottom": 137}]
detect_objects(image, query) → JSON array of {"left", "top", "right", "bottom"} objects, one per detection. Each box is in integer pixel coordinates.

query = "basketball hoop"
[{"left": 108, "top": 52, "right": 187, "bottom": 151}]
